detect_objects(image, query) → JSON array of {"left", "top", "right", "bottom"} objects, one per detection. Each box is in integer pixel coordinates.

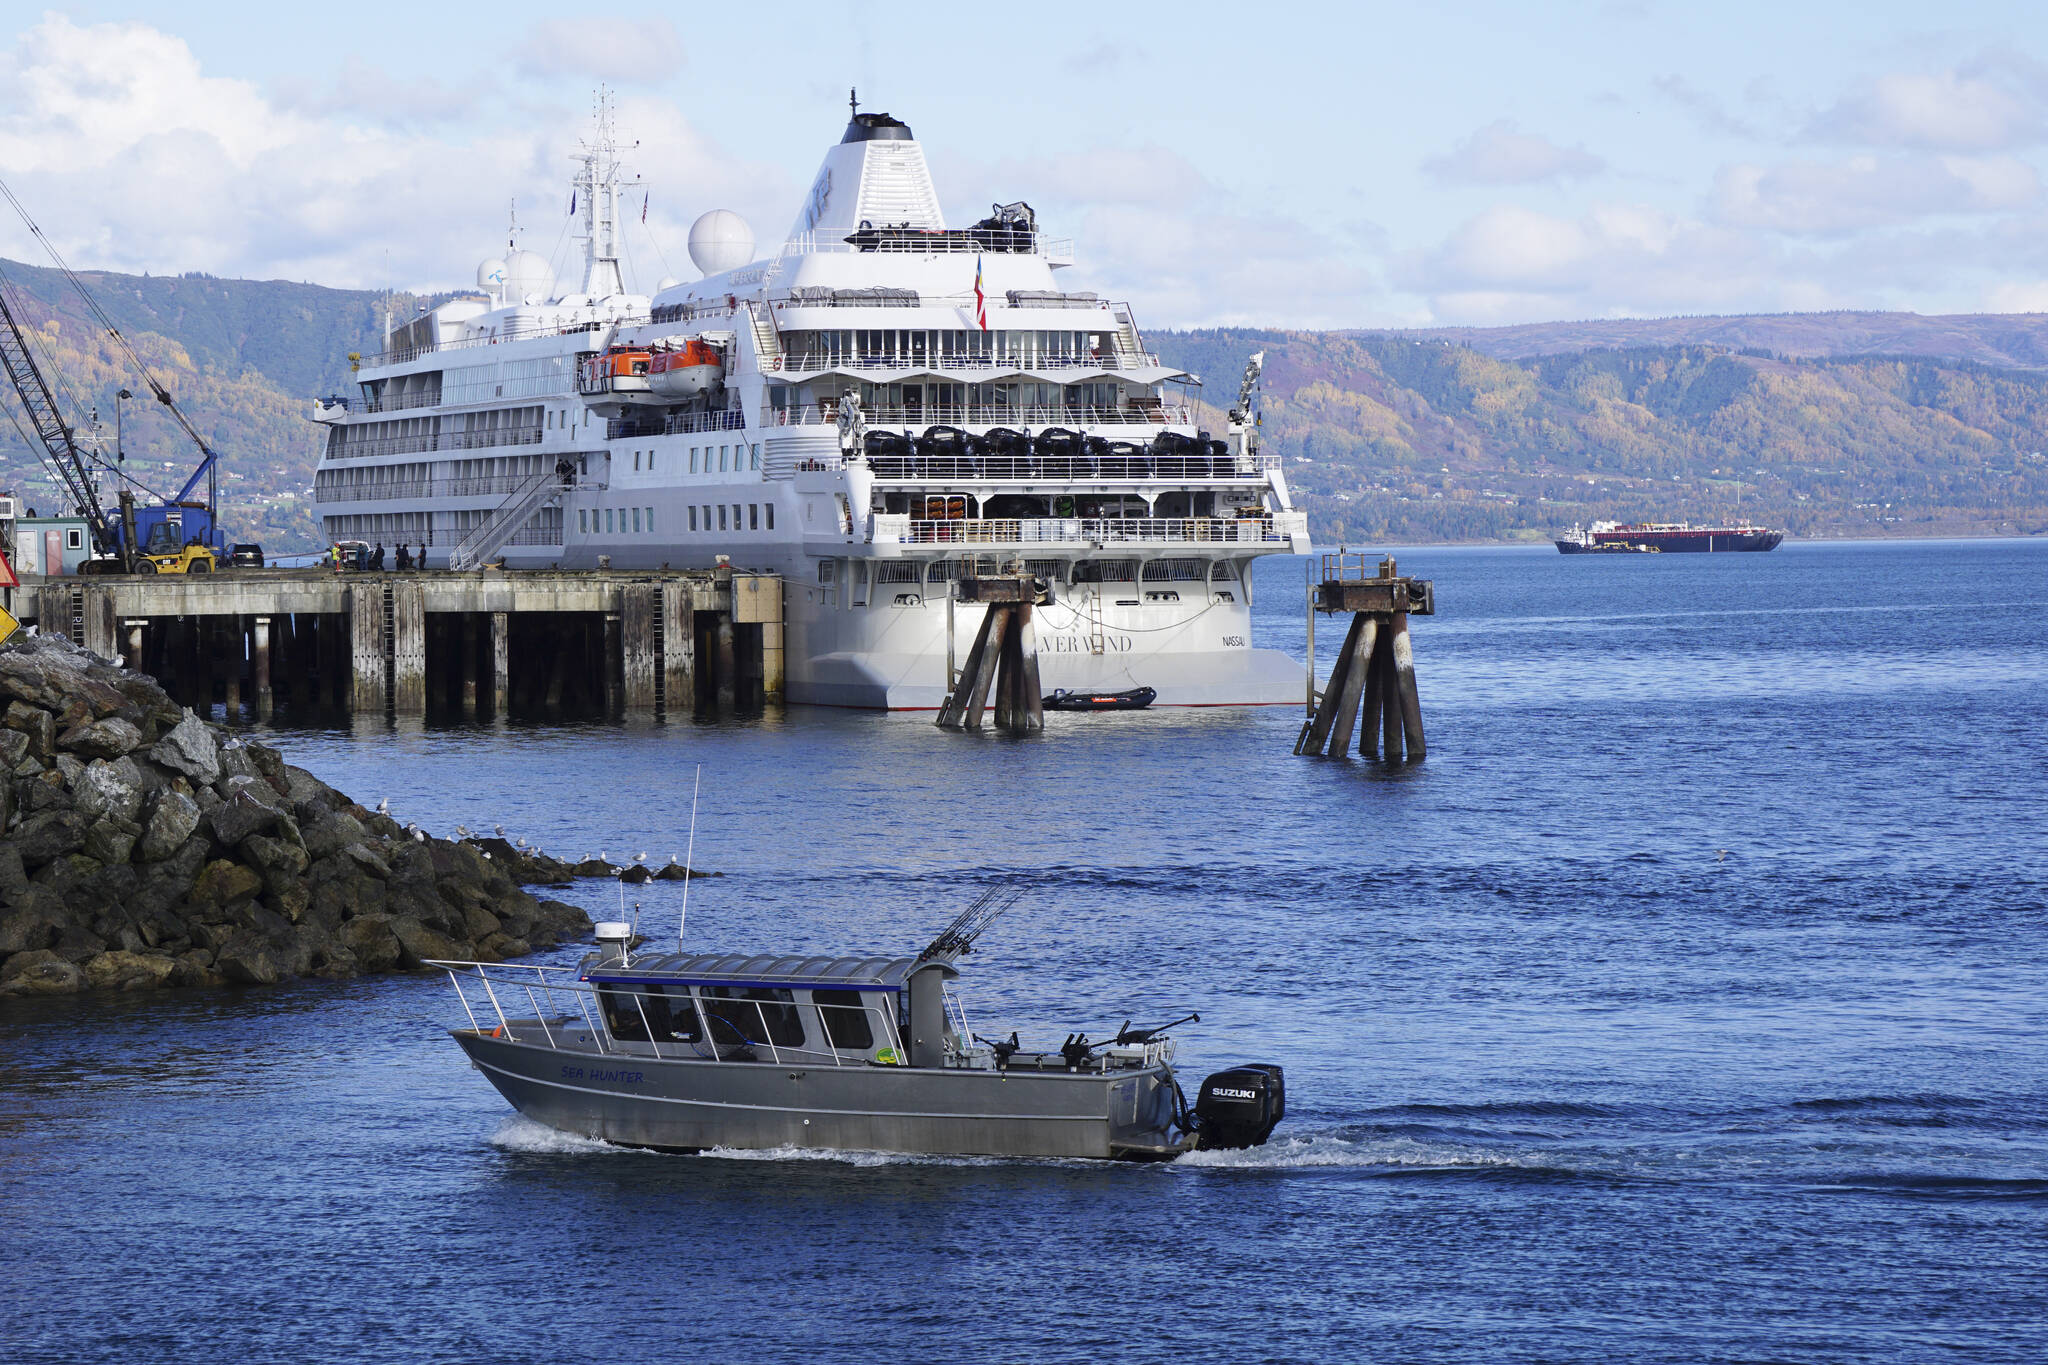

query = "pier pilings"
[
  {"left": 1294, "top": 555, "right": 1434, "bottom": 761},
  {"left": 11, "top": 568, "right": 780, "bottom": 723}
]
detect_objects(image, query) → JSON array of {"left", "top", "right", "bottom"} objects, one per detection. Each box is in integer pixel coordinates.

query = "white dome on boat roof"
[
  {"left": 657, "top": 275, "right": 680, "bottom": 292},
  {"left": 502, "top": 249, "right": 555, "bottom": 303},
  {"left": 476, "top": 258, "right": 507, "bottom": 295},
  {"left": 689, "top": 209, "right": 754, "bottom": 276}
]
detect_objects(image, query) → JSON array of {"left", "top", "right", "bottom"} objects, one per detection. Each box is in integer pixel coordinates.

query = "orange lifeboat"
[{"left": 648, "top": 338, "right": 725, "bottom": 397}]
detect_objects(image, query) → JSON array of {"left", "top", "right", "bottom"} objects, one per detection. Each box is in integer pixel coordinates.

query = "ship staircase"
[
  {"left": 1110, "top": 307, "right": 1146, "bottom": 366},
  {"left": 744, "top": 302, "right": 784, "bottom": 372},
  {"left": 447, "top": 463, "right": 577, "bottom": 571}
]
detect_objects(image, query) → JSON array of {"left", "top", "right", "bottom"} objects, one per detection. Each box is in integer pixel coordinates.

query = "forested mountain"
[
  {"left": 0, "top": 257, "right": 396, "bottom": 552},
  {"left": 1155, "top": 330, "right": 2048, "bottom": 542},
  {"left": 2, "top": 254, "right": 2044, "bottom": 551},
  {"left": 1380, "top": 312, "right": 2048, "bottom": 371}
]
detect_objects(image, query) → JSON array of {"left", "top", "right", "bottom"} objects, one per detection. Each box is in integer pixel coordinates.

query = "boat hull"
[
  {"left": 1568, "top": 530, "right": 1782, "bottom": 553},
  {"left": 454, "top": 1030, "right": 1187, "bottom": 1160}
]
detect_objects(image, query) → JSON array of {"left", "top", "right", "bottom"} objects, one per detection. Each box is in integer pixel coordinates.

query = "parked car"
[{"left": 228, "top": 543, "right": 265, "bottom": 568}]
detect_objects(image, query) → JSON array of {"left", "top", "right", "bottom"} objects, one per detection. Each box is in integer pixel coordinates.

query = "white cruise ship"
[{"left": 312, "top": 98, "right": 1310, "bottom": 708}]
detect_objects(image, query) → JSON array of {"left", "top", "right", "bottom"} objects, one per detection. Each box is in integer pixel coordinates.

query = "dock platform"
[{"left": 7, "top": 567, "right": 783, "bottom": 721}]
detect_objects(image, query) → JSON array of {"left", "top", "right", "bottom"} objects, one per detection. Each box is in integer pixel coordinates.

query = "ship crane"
[{"left": 0, "top": 177, "right": 224, "bottom": 573}]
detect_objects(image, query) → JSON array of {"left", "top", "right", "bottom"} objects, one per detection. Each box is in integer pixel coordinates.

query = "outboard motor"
[{"left": 1193, "top": 1064, "right": 1285, "bottom": 1150}]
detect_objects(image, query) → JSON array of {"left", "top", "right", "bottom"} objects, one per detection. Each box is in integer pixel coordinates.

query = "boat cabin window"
[
  {"left": 812, "top": 989, "right": 875, "bottom": 1050},
  {"left": 698, "top": 987, "right": 805, "bottom": 1047},
  {"left": 598, "top": 983, "right": 704, "bottom": 1045}
]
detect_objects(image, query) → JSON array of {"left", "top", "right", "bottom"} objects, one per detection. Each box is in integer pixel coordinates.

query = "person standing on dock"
[
  {"left": 416, "top": 542, "right": 427, "bottom": 571},
  {"left": 395, "top": 544, "right": 411, "bottom": 570},
  {"left": 371, "top": 543, "right": 386, "bottom": 570}
]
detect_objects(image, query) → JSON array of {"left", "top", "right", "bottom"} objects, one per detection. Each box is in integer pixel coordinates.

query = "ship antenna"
[
  {"left": 679, "top": 764, "right": 701, "bottom": 947},
  {"left": 850, "top": 87, "right": 858, "bottom": 116}
]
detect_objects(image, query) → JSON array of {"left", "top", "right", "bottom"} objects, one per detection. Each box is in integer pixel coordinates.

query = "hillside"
[
  {"left": 1375, "top": 311, "right": 2048, "bottom": 371},
  {"left": 0, "top": 257, "right": 396, "bottom": 552},
  {"left": 1154, "top": 330, "right": 2048, "bottom": 543},
  {"left": 2, "top": 256, "right": 2045, "bottom": 550}
]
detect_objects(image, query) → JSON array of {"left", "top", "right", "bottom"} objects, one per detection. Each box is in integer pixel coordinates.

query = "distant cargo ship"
[{"left": 1555, "top": 520, "right": 1783, "bottom": 554}]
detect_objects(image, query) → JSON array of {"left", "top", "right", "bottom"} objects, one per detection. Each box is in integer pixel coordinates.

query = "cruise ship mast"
[{"left": 573, "top": 89, "right": 632, "bottom": 298}]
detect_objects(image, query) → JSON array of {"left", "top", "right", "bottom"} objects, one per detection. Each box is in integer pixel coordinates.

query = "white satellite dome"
[
  {"left": 688, "top": 210, "right": 754, "bottom": 277},
  {"left": 476, "top": 258, "right": 507, "bottom": 296},
  {"left": 502, "top": 249, "right": 556, "bottom": 303},
  {"left": 656, "top": 275, "right": 680, "bottom": 293}
]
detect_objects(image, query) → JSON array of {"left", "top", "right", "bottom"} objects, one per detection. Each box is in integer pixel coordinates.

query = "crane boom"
[{"left": 0, "top": 272, "right": 118, "bottom": 556}]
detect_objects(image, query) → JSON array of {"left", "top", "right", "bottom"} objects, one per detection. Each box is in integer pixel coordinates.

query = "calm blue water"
[{"left": 4, "top": 539, "right": 2046, "bottom": 1363}]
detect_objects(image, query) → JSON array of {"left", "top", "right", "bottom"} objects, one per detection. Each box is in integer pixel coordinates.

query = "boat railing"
[
  {"left": 778, "top": 230, "right": 1074, "bottom": 262},
  {"left": 429, "top": 960, "right": 906, "bottom": 1069},
  {"left": 865, "top": 452, "right": 1259, "bottom": 482}
]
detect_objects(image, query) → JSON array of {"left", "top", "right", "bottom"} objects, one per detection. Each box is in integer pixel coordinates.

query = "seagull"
[
  {"left": 494, "top": 824, "right": 506, "bottom": 837},
  {"left": 635, "top": 852, "right": 647, "bottom": 863},
  {"left": 1717, "top": 849, "right": 1728, "bottom": 861},
  {"left": 413, "top": 829, "right": 425, "bottom": 842},
  {"left": 599, "top": 850, "right": 607, "bottom": 863},
  {"left": 376, "top": 798, "right": 390, "bottom": 814},
  {"left": 222, "top": 738, "right": 243, "bottom": 750},
  {"left": 481, "top": 851, "right": 492, "bottom": 860},
  {"left": 456, "top": 824, "right": 470, "bottom": 838},
  {"left": 667, "top": 854, "right": 678, "bottom": 865}
]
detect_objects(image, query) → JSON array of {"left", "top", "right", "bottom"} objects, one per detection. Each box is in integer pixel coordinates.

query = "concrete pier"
[{"left": 13, "top": 568, "right": 781, "bottom": 722}]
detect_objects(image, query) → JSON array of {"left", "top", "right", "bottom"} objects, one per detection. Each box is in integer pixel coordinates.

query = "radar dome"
[
  {"left": 476, "top": 258, "right": 507, "bottom": 296},
  {"left": 502, "top": 249, "right": 556, "bottom": 303},
  {"left": 688, "top": 210, "right": 754, "bottom": 276},
  {"left": 656, "top": 275, "right": 680, "bottom": 293}
]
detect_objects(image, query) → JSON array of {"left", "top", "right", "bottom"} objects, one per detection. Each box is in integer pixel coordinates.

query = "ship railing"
[
  {"left": 325, "top": 426, "right": 545, "bottom": 461},
  {"left": 772, "top": 351, "right": 1159, "bottom": 374},
  {"left": 762, "top": 403, "right": 1194, "bottom": 429},
  {"left": 779, "top": 229, "right": 1074, "bottom": 261},
  {"left": 315, "top": 472, "right": 606, "bottom": 504},
  {"left": 358, "top": 317, "right": 627, "bottom": 368},
  {"left": 665, "top": 409, "right": 747, "bottom": 435},
  {"left": 866, "top": 452, "right": 1259, "bottom": 482},
  {"left": 881, "top": 515, "right": 1299, "bottom": 547},
  {"left": 427, "top": 961, "right": 906, "bottom": 1067}
]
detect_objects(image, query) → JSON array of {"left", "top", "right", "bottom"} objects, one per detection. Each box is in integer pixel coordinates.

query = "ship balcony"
[{"left": 865, "top": 511, "right": 1309, "bottom": 552}]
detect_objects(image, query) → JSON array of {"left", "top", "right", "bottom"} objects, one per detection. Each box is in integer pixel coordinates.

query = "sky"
[{"left": 4, "top": 1, "right": 2048, "bottom": 329}]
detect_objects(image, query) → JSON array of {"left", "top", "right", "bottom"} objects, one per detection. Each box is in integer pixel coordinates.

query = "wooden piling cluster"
[
  {"left": 11, "top": 568, "right": 782, "bottom": 724},
  {"left": 1294, "top": 555, "right": 1433, "bottom": 761},
  {"left": 935, "top": 576, "right": 1046, "bottom": 733}
]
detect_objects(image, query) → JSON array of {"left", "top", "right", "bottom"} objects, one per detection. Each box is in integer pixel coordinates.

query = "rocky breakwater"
[{"left": 0, "top": 634, "right": 591, "bottom": 996}]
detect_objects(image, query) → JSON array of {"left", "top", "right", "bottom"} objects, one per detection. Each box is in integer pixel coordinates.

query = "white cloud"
[
  {"left": 1403, "top": 201, "right": 1793, "bottom": 324},
  {"left": 938, "top": 144, "right": 1380, "bottom": 328},
  {"left": 1423, "top": 120, "right": 1605, "bottom": 185},
  {"left": 1807, "top": 68, "right": 2044, "bottom": 151},
  {"left": 1983, "top": 279, "right": 2048, "bottom": 313},
  {"left": 512, "top": 19, "right": 684, "bottom": 85},
  {"left": 1711, "top": 154, "right": 2039, "bottom": 234},
  {"left": 0, "top": 17, "right": 782, "bottom": 293}
]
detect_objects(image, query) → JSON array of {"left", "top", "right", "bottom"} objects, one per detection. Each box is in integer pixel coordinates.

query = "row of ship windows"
[
  {"left": 577, "top": 503, "right": 777, "bottom": 536},
  {"left": 628, "top": 444, "right": 762, "bottom": 474}
]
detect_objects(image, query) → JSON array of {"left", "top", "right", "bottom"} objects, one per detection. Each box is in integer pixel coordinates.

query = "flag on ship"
[
  {"left": 973, "top": 254, "right": 987, "bottom": 331},
  {"left": 642, "top": 191, "right": 649, "bottom": 224},
  {"left": 569, "top": 191, "right": 577, "bottom": 216}
]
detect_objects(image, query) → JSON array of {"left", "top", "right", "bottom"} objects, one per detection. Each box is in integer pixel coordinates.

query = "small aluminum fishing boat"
[{"left": 430, "top": 891, "right": 1282, "bottom": 1160}]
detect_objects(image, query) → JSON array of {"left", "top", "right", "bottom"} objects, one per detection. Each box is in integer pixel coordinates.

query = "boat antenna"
[
  {"left": 918, "top": 887, "right": 1021, "bottom": 964},
  {"left": 679, "top": 764, "right": 701, "bottom": 947}
]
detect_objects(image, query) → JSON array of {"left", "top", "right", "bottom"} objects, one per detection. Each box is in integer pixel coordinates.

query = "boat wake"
[
  {"left": 489, "top": 1116, "right": 640, "bottom": 1156},
  {"left": 1172, "top": 1131, "right": 1573, "bottom": 1174}
]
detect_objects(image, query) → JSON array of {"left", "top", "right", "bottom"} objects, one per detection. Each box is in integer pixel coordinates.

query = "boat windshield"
[{"left": 698, "top": 986, "right": 805, "bottom": 1048}]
